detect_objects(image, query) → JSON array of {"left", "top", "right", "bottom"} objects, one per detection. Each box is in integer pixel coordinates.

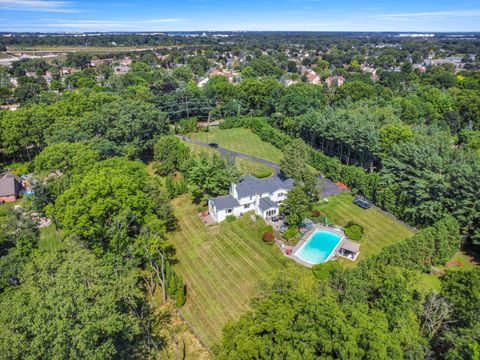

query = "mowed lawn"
[
  {"left": 235, "top": 157, "right": 274, "bottom": 178},
  {"left": 317, "top": 193, "right": 415, "bottom": 261},
  {"left": 190, "top": 128, "right": 284, "bottom": 163},
  {"left": 168, "top": 195, "right": 290, "bottom": 346},
  {"left": 184, "top": 141, "right": 275, "bottom": 178}
]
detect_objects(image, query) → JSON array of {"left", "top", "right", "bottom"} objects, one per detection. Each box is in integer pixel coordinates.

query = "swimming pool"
[{"left": 294, "top": 229, "right": 342, "bottom": 265}]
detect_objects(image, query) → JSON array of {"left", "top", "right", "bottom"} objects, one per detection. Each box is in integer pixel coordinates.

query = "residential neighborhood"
[{"left": 0, "top": 16, "right": 478, "bottom": 360}]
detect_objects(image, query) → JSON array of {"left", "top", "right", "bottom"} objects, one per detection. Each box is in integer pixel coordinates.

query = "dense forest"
[{"left": 0, "top": 32, "right": 479, "bottom": 359}]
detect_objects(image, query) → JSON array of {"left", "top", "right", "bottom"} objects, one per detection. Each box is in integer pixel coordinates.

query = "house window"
[
  {"left": 244, "top": 204, "right": 249, "bottom": 209},
  {"left": 250, "top": 196, "right": 253, "bottom": 200},
  {"left": 266, "top": 209, "right": 276, "bottom": 217},
  {"left": 226, "top": 208, "right": 233, "bottom": 214}
]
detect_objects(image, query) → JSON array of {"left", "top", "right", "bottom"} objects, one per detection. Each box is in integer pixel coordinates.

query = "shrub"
[
  {"left": 265, "top": 224, "right": 274, "bottom": 233},
  {"left": 225, "top": 215, "right": 237, "bottom": 223},
  {"left": 311, "top": 209, "right": 326, "bottom": 222},
  {"left": 312, "top": 262, "right": 341, "bottom": 280},
  {"left": 252, "top": 168, "right": 273, "bottom": 179},
  {"left": 345, "top": 221, "right": 364, "bottom": 241},
  {"left": 177, "top": 117, "right": 198, "bottom": 134},
  {"left": 166, "top": 262, "right": 186, "bottom": 306},
  {"left": 283, "top": 227, "right": 300, "bottom": 241},
  {"left": 262, "top": 231, "right": 275, "bottom": 242}
]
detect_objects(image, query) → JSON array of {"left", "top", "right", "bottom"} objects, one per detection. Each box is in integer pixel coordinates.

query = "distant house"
[
  {"left": 120, "top": 57, "right": 132, "bottom": 66},
  {"left": 325, "top": 75, "right": 345, "bottom": 87},
  {"left": 0, "top": 104, "right": 19, "bottom": 111},
  {"left": 0, "top": 171, "right": 24, "bottom": 203},
  {"left": 208, "top": 68, "right": 222, "bottom": 77},
  {"left": 197, "top": 77, "right": 209, "bottom": 88},
  {"left": 306, "top": 70, "right": 321, "bottom": 84},
  {"left": 208, "top": 175, "right": 294, "bottom": 223},
  {"left": 114, "top": 65, "right": 130, "bottom": 75}
]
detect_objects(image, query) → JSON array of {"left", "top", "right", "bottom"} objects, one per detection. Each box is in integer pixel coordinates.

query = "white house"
[{"left": 208, "top": 175, "right": 294, "bottom": 223}]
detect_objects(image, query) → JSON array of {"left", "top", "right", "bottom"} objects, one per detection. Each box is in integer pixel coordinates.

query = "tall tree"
[{"left": 0, "top": 248, "right": 159, "bottom": 359}]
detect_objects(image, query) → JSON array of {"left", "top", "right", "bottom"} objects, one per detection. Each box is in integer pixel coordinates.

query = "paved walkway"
[{"left": 178, "top": 135, "right": 281, "bottom": 175}]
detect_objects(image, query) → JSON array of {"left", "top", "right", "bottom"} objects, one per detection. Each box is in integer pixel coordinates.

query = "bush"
[
  {"left": 166, "top": 262, "right": 186, "bottom": 306},
  {"left": 177, "top": 117, "right": 198, "bottom": 134},
  {"left": 252, "top": 168, "right": 273, "bottom": 179},
  {"left": 345, "top": 221, "right": 364, "bottom": 241},
  {"left": 225, "top": 215, "right": 237, "bottom": 223},
  {"left": 283, "top": 227, "right": 300, "bottom": 241},
  {"left": 312, "top": 262, "right": 341, "bottom": 280},
  {"left": 311, "top": 209, "right": 326, "bottom": 222},
  {"left": 6, "top": 161, "right": 31, "bottom": 175},
  {"left": 262, "top": 231, "right": 275, "bottom": 242}
]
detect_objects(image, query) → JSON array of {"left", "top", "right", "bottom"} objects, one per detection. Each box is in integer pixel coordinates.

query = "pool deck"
[{"left": 277, "top": 224, "right": 346, "bottom": 268}]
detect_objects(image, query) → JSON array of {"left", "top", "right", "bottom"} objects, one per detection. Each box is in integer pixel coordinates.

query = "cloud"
[
  {"left": 372, "top": 10, "right": 480, "bottom": 21},
  {"left": 0, "top": 0, "right": 80, "bottom": 12}
]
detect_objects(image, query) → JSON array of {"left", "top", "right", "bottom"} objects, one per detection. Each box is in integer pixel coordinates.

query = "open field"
[
  {"left": 5, "top": 44, "right": 207, "bottom": 53},
  {"left": 168, "top": 195, "right": 291, "bottom": 346},
  {"left": 190, "top": 128, "right": 284, "bottom": 163},
  {"left": 316, "top": 192, "right": 415, "bottom": 262}
]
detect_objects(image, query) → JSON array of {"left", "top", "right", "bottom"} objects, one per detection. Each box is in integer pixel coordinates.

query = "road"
[{"left": 178, "top": 135, "right": 347, "bottom": 198}]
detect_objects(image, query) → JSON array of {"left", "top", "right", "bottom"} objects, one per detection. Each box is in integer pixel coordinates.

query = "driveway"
[
  {"left": 178, "top": 135, "right": 281, "bottom": 175},
  {"left": 178, "top": 135, "right": 346, "bottom": 196}
]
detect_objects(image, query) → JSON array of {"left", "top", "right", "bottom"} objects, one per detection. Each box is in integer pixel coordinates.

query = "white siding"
[
  {"left": 259, "top": 207, "right": 278, "bottom": 219},
  {"left": 210, "top": 180, "right": 291, "bottom": 223},
  {"left": 270, "top": 189, "right": 288, "bottom": 202}
]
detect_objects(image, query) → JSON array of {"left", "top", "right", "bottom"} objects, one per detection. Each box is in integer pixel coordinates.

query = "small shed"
[{"left": 339, "top": 239, "right": 360, "bottom": 261}]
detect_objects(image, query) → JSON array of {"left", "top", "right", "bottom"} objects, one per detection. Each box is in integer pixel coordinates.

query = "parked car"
[{"left": 208, "top": 143, "right": 219, "bottom": 148}]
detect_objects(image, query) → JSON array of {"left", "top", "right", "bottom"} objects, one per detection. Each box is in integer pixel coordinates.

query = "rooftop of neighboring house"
[{"left": 0, "top": 171, "right": 23, "bottom": 197}]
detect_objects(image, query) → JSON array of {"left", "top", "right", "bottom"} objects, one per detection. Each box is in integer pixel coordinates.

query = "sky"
[{"left": 1, "top": 0, "right": 480, "bottom": 32}]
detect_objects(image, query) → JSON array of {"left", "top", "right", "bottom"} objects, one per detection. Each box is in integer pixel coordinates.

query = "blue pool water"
[{"left": 295, "top": 230, "right": 342, "bottom": 264}]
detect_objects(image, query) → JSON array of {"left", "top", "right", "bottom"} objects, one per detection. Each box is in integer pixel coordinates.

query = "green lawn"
[
  {"left": 185, "top": 141, "right": 218, "bottom": 157},
  {"left": 190, "top": 128, "right": 284, "bottom": 163},
  {"left": 184, "top": 140, "right": 275, "bottom": 178},
  {"left": 316, "top": 193, "right": 415, "bottom": 262},
  {"left": 235, "top": 157, "right": 274, "bottom": 178},
  {"left": 39, "top": 224, "right": 64, "bottom": 251},
  {"left": 168, "top": 195, "right": 291, "bottom": 346},
  {"left": 440, "top": 251, "right": 478, "bottom": 272}
]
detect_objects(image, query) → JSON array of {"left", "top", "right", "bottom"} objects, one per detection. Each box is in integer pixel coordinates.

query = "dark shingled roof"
[
  {"left": 0, "top": 172, "right": 22, "bottom": 197},
  {"left": 258, "top": 197, "right": 278, "bottom": 212},
  {"left": 1, "top": 171, "right": 23, "bottom": 183},
  {"left": 209, "top": 194, "right": 240, "bottom": 210},
  {"left": 235, "top": 176, "right": 294, "bottom": 198},
  {"left": 341, "top": 239, "right": 360, "bottom": 253}
]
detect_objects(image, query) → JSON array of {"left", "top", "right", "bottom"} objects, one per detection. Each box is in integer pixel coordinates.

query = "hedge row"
[
  {"left": 365, "top": 216, "right": 461, "bottom": 272},
  {"left": 221, "top": 116, "right": 380, "bottom": 198}
]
